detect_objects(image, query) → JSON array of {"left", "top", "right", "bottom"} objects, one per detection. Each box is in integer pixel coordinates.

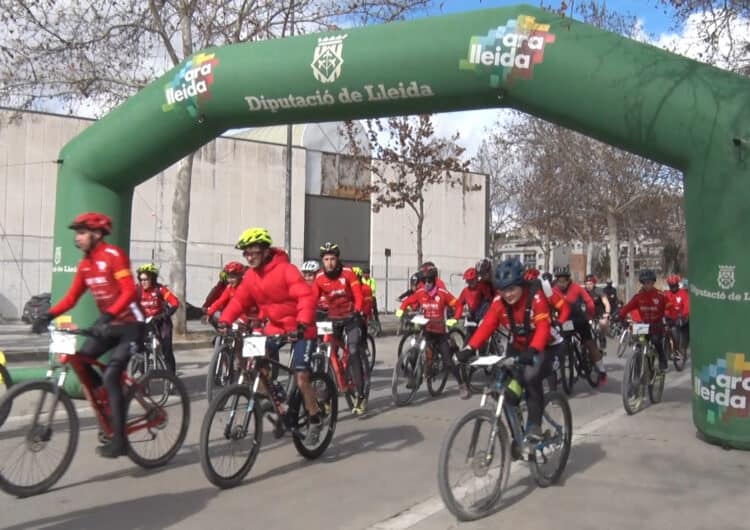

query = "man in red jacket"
[
  {"left": 218, "top": 228, "right": 323, "bottom": 444},
  {"left": 453, "top": 267, "right": 493, "bottom": 339},
  {"left": 460, "top": 258, "right": 553, "bottom": 443},
  {"left": 135, "top": 263, "right": 179, "bottom": 373},
  {"left": 31, "top": 212, "right": 144, "bottom": 458},
  {"left": 555, "top": 270, "right": 607, "bottom": 385},
  {"left": 664, "top": 274, "right": 690, "bottom": 355},
  {"left": 619, "top": 269, "right": 671, "bottom": 370},
  {"left": 313, "top": 242, "right": 368, "bottom": 414}
]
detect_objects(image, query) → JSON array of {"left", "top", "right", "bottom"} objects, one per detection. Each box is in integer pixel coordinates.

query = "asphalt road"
[{"left": 0, "top": 335, "right": 704, "bottom": 530}]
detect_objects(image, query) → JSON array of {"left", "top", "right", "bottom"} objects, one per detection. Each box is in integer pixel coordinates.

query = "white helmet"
[{"left": 301, "top": 260, "right": 320, "bottom": 273}]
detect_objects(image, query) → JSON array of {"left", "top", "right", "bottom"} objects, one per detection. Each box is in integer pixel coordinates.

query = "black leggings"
[
  {"left": 509, "top": 345, "right": 553, "bottom": 429},
  {"left": 80, "top": 322, "right": 144, "bottom": 442},
  {"left": 157, "top": 318, "right": 175, "bottom": 373}
]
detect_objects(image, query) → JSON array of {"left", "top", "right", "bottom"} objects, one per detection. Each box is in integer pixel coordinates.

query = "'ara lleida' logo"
[
  {"left": 459, "top": 15, "right": 555, "bottom": 87},
  {"left": 163, "top": 53, "right": 219, "bottom": 117}
]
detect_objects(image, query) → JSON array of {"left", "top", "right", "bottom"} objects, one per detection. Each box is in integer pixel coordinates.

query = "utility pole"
[{"left": 284, "top": 0, "right": 295, "bottom": 255}]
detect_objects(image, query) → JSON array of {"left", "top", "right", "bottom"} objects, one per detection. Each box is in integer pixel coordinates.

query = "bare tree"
[
  {"left": 345, "top": 115, "right": 475, "bottom": 267},
  {"left": 0, "top": 0, "right": 431, "bottom": 333}
]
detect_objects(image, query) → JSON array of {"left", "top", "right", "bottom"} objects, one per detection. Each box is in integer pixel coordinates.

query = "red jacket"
[
  {"left": 453, "top": 283, "right": 493, "bottom": 320},
  {"left": 137, "top": 284, "right": 179, "bottom": 318},
  {"left": 50, "top": 241, "right": 143, "bottom": 324},
  {"left": 560, "top": 282, "right": 595, "bottom": 319},
  {"left": 361, "top": 283, "right": 374, "bottom": 320},
  {"left": 469, "top": 288, "right": 551, "bottom": 353},
  {"left": 400, "top": 286, "right": 457, "bottom": 333},
  {"left": 202, "top": 279, "right": 227, "bottom": 310},
  {"left": 547, "top": 286, "right": 571, "bottom": 323},
  {"left": 220, "top": 248, "right": 315, "bottom": 338},
  {"left": 618, "top": 287, "right": 670, "bottom": 327},
  {"left": 664, "top": 288, "right": 689, "bottom": 320},
  {"left": 312, "top": 267, "right": 363, "bottom": 319}
]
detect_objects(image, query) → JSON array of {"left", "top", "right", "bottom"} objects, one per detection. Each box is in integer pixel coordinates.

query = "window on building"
[{"left": 523, "top": 252, "right": 536, "bottom": 268}]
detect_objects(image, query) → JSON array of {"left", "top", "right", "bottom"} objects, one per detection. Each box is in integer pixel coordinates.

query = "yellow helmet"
[
  {"left": 137, "top": 263, "right": 159, "bottom": 276},
  {"left": 235, "top": 227, "right": 272, "bottom": 249}
]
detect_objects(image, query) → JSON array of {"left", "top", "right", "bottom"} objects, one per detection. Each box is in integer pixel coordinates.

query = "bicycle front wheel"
[
  {"left": 200, "top": 385, "right": 263, "bottom": 489},
  {"left": 291, "top": 372, "right": 338, "bottom": 459},
  {"left": 206, "top": 345, "right": 236, "bottom": 403},
  {"left": 648, "top": 357, "right": 666, "bottom": 404},
  {"left": 561, "top": 345, "right": 575, "bottom": 396},
  {"left": 392, "top": 347, "right": 420, "bottom": 406},
  {"left": 366, "top": 334, "right": 377, "bottom": 371},
  {"left": 0, "top": 380, "right": 78, "bottom": 497},
  {"left": 427, "top": 355, "right": 449, "bottom": 397},
  {"left": 126, "top": 370, "right": 189, "bottom": 469},
  {"left": 437, "top": 408, "right": 511, "bottom": 522},
  {"left": 622, "top": 354, "right": 645, "bottom": 415},
  {"left": 531, "top": 391, "right": 572, "bottom": 487}
]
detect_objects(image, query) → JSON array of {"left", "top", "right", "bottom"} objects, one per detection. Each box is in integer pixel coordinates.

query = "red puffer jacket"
[{"left": 219, "top": 248, "right": 316, "bottom": 338}]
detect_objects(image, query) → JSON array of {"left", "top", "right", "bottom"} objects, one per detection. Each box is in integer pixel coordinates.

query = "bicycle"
[
  {"left": 391, "top": 315, "right": 454, "bottom": 405},
  {"left": 621, "top": 323, "right": 666, "bottom": 415},
  {"left": 663, "top": 318, "right": 689, "bottom": 372},
  {"left": 127, "top": 314, "right": 168, "bottom": 379},
  {"left": 199, "top": 332, "right": 338, "bottom": 489},
  {"left": 437, "top": 354, "right": 572, "bottom": 521},
  {"left": 310, "top": 318, "right": 372, "bottom": 411},
  {"left": 0, "top": 326, "right": 190, "bottom": 497},
  {"left": 560, "top": 321, "right": 599, "bottom": 390}
]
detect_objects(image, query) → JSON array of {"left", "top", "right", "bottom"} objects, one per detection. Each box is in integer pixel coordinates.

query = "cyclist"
[
  {"left": 453, "top": 267, "right": 493, "bottom": 339},
  {"left": 135, "top": 263, "right": 179, "bottom": 373},
  {"left": 202, "top": 270, "right": 229, "bottom": 313},
  {"left": 313, "top": 242, "right": 368, "bottom": 414},
  {"left": 396, "top": 266, "right": 469, "bottom": 398},
  {"left": 218, "top": 228, "right": 323, "bottom": 443},
  {"left": 664, "top": 274, "right": 690, "bottom": 354},
  {"left": 584, "top": 274, "right": 611, "bottom": 353},
  {"left": 416, "top": 261, "right": 446, "bottom": 290},
  {"left": 618, "top": 269, "right": 670, "bottom": 370},
  {"left": 459, "top": 258, "right": 553, "bottom": 444},
  {"left": 301, "top": 260, "right": 320, "bottom": 285},
  {"left": 526, "top": 269, "right": 571, "bottom": 324},
  {"left": 204, "top": 261, "right": 254, "bottom": 323},
  {"left": 555, "top": 270, "right": 607, "bottom": 385},
  {"left": 398, "top": 272, "right": 422, "bottom": 302},
  {"left": 476, "top": 257, "right": 496, "bottom": 297},
  {"left": 31, "top": 212, "right": 144, "bottom": 458}
]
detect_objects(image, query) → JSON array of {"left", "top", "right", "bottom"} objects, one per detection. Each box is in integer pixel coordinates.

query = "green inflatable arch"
[{"left": 32, "top": 4, "right": 750, "bottom": 448}]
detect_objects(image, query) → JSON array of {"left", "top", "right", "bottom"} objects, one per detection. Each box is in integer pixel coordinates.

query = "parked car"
[{"left": 21, "top": 293, "right": 51, "bottom": 324}]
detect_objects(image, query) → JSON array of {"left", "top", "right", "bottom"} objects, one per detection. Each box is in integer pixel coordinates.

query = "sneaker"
[
  {"left": 459, "top": 384, "right": 472, "bottom": 400},
  {"left": 598, "top": 371, "right": 608, "bottom": 387},
  {"left": 96, "top": 439, "right": 127, "bottom": 459},
  {"left": 354, "top": 397, "right": 368, "bottom": 415},
  {"left": 305, "top": 417, "right": 323, "bottom": 446}
]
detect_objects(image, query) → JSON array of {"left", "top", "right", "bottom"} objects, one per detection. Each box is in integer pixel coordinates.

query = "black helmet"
[
  {"left": 554, "top": 270, "right": 571, "bottom": 278},
  {"left": 319, "top": 241, "right": 340, "bottom": 258},
  {"left": 541, "top": 272, "right": 553, "bottom": 282},
  {"left": 638, "top": 269, "right": 656, "bottom": 283},
  {"left": 423, "top": 266, "right": 437, "bottom": 284},
  {"left": 494, "top": 258, "right": 525, "bottom": 290}
]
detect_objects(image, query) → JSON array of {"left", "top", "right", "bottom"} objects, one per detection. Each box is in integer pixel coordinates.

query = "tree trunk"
[
  {"left": 170, "top": 153, "right": 194, "bottom": 335},
  {"left": 416, "top": 199, "right": 424, "bottom": 268},
  {"left": 543, "top": 228, "right": 551, "bottom": 272},
  {"left": 607, "top": 210, "right": 619, "bottom": 288},
  {"left": 626, "top": 239, "right": 636, "bottom": 301}
]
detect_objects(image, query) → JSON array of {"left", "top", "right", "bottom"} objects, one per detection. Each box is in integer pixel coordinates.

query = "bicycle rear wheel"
[
  {"left": 0, "top": 380, "right": 78, "bottom": 497},
  {"left": 292, "top": 372, "right": 338, "bottom": 459},
  {"left": 670, "top": 333, "right": 687, "bottom": 372},
  {"left": 622, "top": 354, "right": 645, "bottom": 415},
  {"left": 392, "top": 347, "right": 420, "bottom": 406},
  {"left": 200, "top": 385, "right": 262, "bottom": 489},
  {"left": 531, "top": 392, "right": 572, "bottom": 487},
  {"left": 437, "top": 408, "right": 511, "bottom": 521}
]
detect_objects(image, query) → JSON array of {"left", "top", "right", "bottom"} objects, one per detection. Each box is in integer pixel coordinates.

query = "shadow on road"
[{"left": 5, "top": 487, "right": 219, "bottom": 530}]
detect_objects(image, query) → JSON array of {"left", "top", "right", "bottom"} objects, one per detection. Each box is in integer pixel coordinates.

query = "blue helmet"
[
  {"left": 494, "top": 258, "right": 525, "bottom": 290},
  {"left": 639, "top": 269, "right": 656, "bottom": 283}
]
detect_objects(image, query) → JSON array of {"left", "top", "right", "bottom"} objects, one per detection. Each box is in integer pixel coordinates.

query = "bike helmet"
[
  {"left": 667, "top": 274, "right": 681, "bottom": 286},
  {"left": 301, "top": 260, "right": 320, "bottom": 273},
  {"left": 542, "top": 272, "right": 553, "bottom": 282},
  {"left": 463, "top": 267, "right": 477, "bottom": 281},
  {"left": 585, "top": 274, "right": 597, "bottom": 284},
  {"left": 494, "top": 257, "right": 525, "bottom": 290},
  {"left": 524, "top": 268, "right": 540, "bottom": 281},
  {"left": 554, "top": 270, "right": 571, "bottom": 278},
  {"left": 423, "top": 266, "right": 437, "bottom": 285},
  {"left": 421, "top": 261, "right": 438, "bottom": 277},
  {"left": 319, "top": 241, "right": 340, "bottom": 258},
  {"left": 235, "top": 227, "right": 272, "bottom": 249},
  {"left": 638, "top": 269, "right": 657, "bottom": 283},
  {"left": 137, "top": 263, "right": 159, "bottom": 277},
  {"left": 68, "top": 212, "right": 112, "bottom": 235},
  {"left": 223, "top": 261, "right": 245, "bottom": 276},
  {"left": 351, "top": 266, "right": 363, "bottom": 277}
]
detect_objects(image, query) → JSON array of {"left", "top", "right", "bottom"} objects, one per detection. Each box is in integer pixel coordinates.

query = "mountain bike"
[
  {"left": 621, "top": 323, "right": 665, "bottom": 415},
  {"left": 663, "top": 318, "right": 689, "bottom": 372},
  {"left": 437, "top": 354, "right": 572, "bottom": 521},
  {"left": 0, "top": 326, "right": 189, "bottom": 497},
  {"left": 199, "top": 333, "right": 338, "bottom": 489},
  {"left": 391, "top": 315, "right": 454, "bottom": 405},
  {"left": 127, "top": 314, "right": 168, "bottom": 379},
  {"left": 310, "top": 318, "right": 372, "bottom": 411}
]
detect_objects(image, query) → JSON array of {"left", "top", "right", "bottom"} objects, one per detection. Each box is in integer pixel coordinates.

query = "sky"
[{"left": 425, "top": 0, "right": 682, "bottom": 158}]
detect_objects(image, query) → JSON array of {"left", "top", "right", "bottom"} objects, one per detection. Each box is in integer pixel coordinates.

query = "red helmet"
[
  {"left": 667, "top": 274, "right": 681, "bottom": 286},
  {"left": 585, "top": 274, "right": 597, "bottom": 284},
  {"left": 68, "top": 212, "right": 112, "bottom": 235},
  {"left": 222, "top": 261, "right": 245, "bottom": 276},
  {"left": 463, "top": 267, "right": 477, "bottom": 281},
  {"left": 523, "top": 268, "right": 540, "bottom": 281}
]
